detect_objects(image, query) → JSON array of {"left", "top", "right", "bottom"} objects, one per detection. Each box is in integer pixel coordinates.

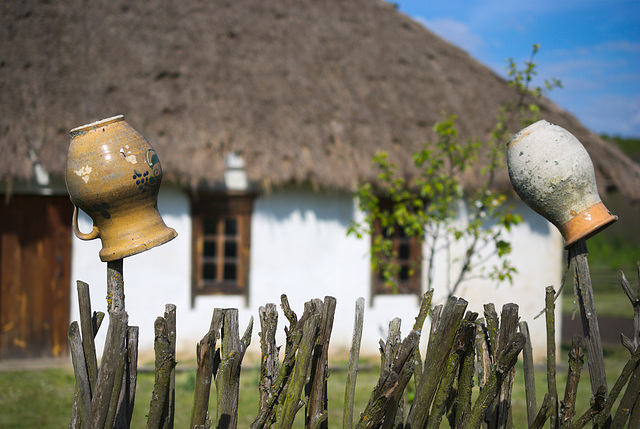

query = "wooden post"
[
  {"left": 379, "top": 317, "right": 403, "bottom": 427},
  {"left": 77, "top": 281, "right": 99, "bottom": 394},
  {"left": 88, "top": 311, "right": 129, "bottom": 429},
  {"left": 406, "top": 297, "right": 468, "bottom": 428},
  {"left": 559, "top": 335, "right": 584, "bottom": 427},
  {"left": 306, "top": 296, "right": 336, "bottom": 429},
  {"left": 277, "top": 311, "right": 320, "bottom": 428},
  {"left": 568, "top": 238, "right": 607, "bottom": 396},
  {"left": 356, "top": 328, "right": 420, "bottom": 428},
  {"left": 613, "top": 268, "right": 640, "bottom": 427},
  {"left": 458, "top": 332, "right": 525, "bottom": 429},
  {"left": 190, "top": 309, "right": 223, "bottom": 429},
  {"left": 454, "top": 318, "right": 477, "bottom": 426},
  {"left": 147, "top": 315, "right": 176, "bottom": 429},
  {"left": 410, "top": 290, "right": 434, "bottom": 388},
  {"left": 544, "top": 287, "right": 558, "bottom": 428},
  {"left": 215, "top": 309, "right": 253, "bottom": 429},
  {"left": 343, "top": 297, "right": 365, "bottom": 429},
  {"left": 257, "top": 303, "right": 279, "bottom": 412},
  {"left": 428, "top": 315, "right": 477, "bottom": 429},
  {"left": 163, "top": 304, "right": 176, "bottom": 429},
  {"left": 495, "top": 303, "right": 520, "bottom": 429},
  {"left": 107, "top": 259, "right": 125, "bottom": 313},
  {"left": 123, "top": 326, "right": 139, "bottom": 427},
  {"left": 594, "top": 345, "right": 640, "bottom": 428},
  {"left": 518, "top": 321, "right": 537, "bottom": 427},
  {"left": 68, "top": 321, "right": 93, "bottom": 426}
]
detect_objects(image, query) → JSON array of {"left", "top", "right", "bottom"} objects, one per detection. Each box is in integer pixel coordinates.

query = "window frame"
[
  {"left": 371, "top": 199, "right": 422, "bottom": 297},
  {"left": 191, "top": 191, "right": 255, "bottom": 303}
]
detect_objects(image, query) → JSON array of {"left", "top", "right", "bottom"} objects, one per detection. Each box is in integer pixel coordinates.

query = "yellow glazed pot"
[{"left": 65, "top": 115, "right": 177, "bottom": 262}]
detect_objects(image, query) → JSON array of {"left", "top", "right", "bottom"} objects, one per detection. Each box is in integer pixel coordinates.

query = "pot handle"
[{"left": 72, "top": 205, "right": 100, "bottom": 240}]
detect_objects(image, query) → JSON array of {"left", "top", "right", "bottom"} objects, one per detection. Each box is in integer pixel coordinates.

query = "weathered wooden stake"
[
  {"left": 306, "top": 296, "right": 336, "bottom": 429},
  {"left": 459, "top": 332, "right": 525, "bottom": 429},
  {"left": 190, "top": 309, "right": 223, "bottom": 429},
  {"left": 544, "top": 287, "right": 558, "bottom": 428},
  {"left": 455, "top": 318, "right": 477, "bottom": 425},
  {"left": 88, "top": 311, "right": 128, "bottom": 429},
  {"left": 428, "top": 314, "right": 477, "bottom": 429},
  {"left": 77, "top": 281, "right": 99, "bottom": 393},
  {"left": 123, "top": 326, "right": 139, "bottom": 427},
  {"left": 483, "top": 303, "right": 499, "bottom": 360},
  {"left": 518, "top": 321, "right": 537, "bottom": 427},
  {"left": 104, "top": 346, "right": 127, "bottom": 429},
  {"left": 475, "top": 318, "right": 491, "bottom": 393},
  {"left": 613, "top": 268, "right": 640, "bottom": 427},
  {"left": 343, "top": 297, "right": 365, "bottom": 429},
  {"left": 568, "top": 239, "right": 607, "bottom": 396},
  {"left": 277, "top": 311, "right": 320, "bottom": 428},
  {"left": 163, "top": 304, "right": 177, "bottom": 429},
  {"left": 380, "top": 317, "right": 404, "bottom": 427},
  {"left": 619, "top": 267, "right": 640, "bottom": 354},
  {"left": 495, "top": 303, "right": 520, "bottom": 428},
  {"left": 147, "top": 314, "right": 176, "bottom": 429},
  {"left": 107, "top": 259, "right": 125, "bottom": 313},
  {"left": 356, "top": 325, "right": 419, "bottom": 428},
  {"left": 406, "top": 297, "right": 468, "bottom": 428},
  {"left": 250, "top": 297, "right": 303, "bottom": 429},
  {"left": 594, "top": 345, "right": 640, "bottom": 428},
  {"left": 410, "top": 290, "right": 434, "bottom": 388},
  {"left": 215, "top": 309, "right": 253, "bottom": 428},
  {"left": 68, "top": 321, "right": 92, "bottom": 426},
  {"left": 559, "top": 335, "right": 584, "bottom": 427},
  {"left": 258, "top": 303, "right": 279, "bottom": 412}
]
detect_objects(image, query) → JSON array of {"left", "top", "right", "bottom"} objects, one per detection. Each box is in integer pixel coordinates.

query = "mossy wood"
[{"left": 67, "top": 263, "right": 640, "bottom": 428}]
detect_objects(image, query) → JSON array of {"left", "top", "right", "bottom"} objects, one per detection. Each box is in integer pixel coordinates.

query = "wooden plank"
[
  {"left": 0, "top": 212, "right": 22, "bottom": 358},
  {"left": 48, "top": 197, "right": 73, "bottom": 358},
  {"left": 0, "top": 195, "right": 72, "bottom": 359}
]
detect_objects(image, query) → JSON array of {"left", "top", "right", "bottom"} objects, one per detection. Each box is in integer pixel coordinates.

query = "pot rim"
[{"left": 70, "top": 114, "right": 125, "bottom": 138}]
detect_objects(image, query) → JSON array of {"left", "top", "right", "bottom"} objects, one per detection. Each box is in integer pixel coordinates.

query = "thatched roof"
[{"left": 2, "top": 0, "right": 639, "bottom": 202}]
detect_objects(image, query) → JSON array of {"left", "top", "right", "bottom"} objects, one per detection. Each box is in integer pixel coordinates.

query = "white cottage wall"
[
  {"left": 428, "top": 199, "right": 564, "bottom": 361},
  {"left": 249, "top": 187, "right": 415, "bottom": 356},
  {"left": 70, "top": 185, "right": 562, "bottom": 361},
  {"left": 69, "top": 183, "right": 252, "bottom": 359}
]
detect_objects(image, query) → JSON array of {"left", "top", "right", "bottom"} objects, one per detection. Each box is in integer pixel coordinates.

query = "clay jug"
[
  {"left": 65, "top": 115, "right": 177, "bottom": 261},
  {"left": 507, "top": 120, "right": 616, "bottom": 248}
]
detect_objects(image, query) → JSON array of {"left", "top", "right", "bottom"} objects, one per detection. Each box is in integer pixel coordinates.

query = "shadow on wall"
[
  {"left": 157, "top": 184, "right": 191, "bottom": 220},
  {"left": 253, "top": 186, "right": 356, "bottom": 227},
  {"left": 523, "top": 204, "right": 554, "bottom": 238}
]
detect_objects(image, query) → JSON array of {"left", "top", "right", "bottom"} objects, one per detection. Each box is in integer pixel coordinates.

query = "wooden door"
[{"left": 0, "top": 195, "right": 73, "bottom": 359}]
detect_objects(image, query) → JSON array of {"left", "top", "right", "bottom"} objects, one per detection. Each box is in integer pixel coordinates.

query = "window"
[
  {"left": 372, "top": 200, "right": 422, "bottom": 296},
  {"left": 192, "top": 192, "right": 254, "bottom": 300}
]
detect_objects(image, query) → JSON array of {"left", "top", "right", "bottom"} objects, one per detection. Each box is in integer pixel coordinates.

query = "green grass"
[
  {"left": 561, "top": 286, "right": 636, "bottom": 320},
  {"left": 0, "top": 349, "right": 633, "bottom": 428},
  {"left": 560, "top": 236, "right": 637, "bottom": 320},
  {"left": 0, "top": 361, "right": 380, "bottom": 428},
  {"left": 512, "top": 345, "right": 629, "bottom": 425},
  {"left": 130, "top": 362, "right": 380, "bottom": 427},
  {"left": 0, "top": 368, "right": 77, "bottom": 427}
]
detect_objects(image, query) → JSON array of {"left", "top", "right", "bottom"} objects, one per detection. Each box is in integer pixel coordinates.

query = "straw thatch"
[{"left": 2, "top": 0, "right": 639, "bottom": 202}]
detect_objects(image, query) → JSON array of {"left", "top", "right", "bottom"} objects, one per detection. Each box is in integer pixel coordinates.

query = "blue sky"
[{"left": 396, "top": 0, "right": 640, "bottom": 138}]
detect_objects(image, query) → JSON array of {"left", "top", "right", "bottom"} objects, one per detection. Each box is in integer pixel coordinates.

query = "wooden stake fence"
[{"left": 67, "top": 262, "right": 640, "bottom": 428}]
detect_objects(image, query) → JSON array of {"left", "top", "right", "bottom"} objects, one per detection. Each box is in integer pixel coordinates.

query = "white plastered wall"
[{"left": 70, "top": 185, "right": 562, "bottom": 361}]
